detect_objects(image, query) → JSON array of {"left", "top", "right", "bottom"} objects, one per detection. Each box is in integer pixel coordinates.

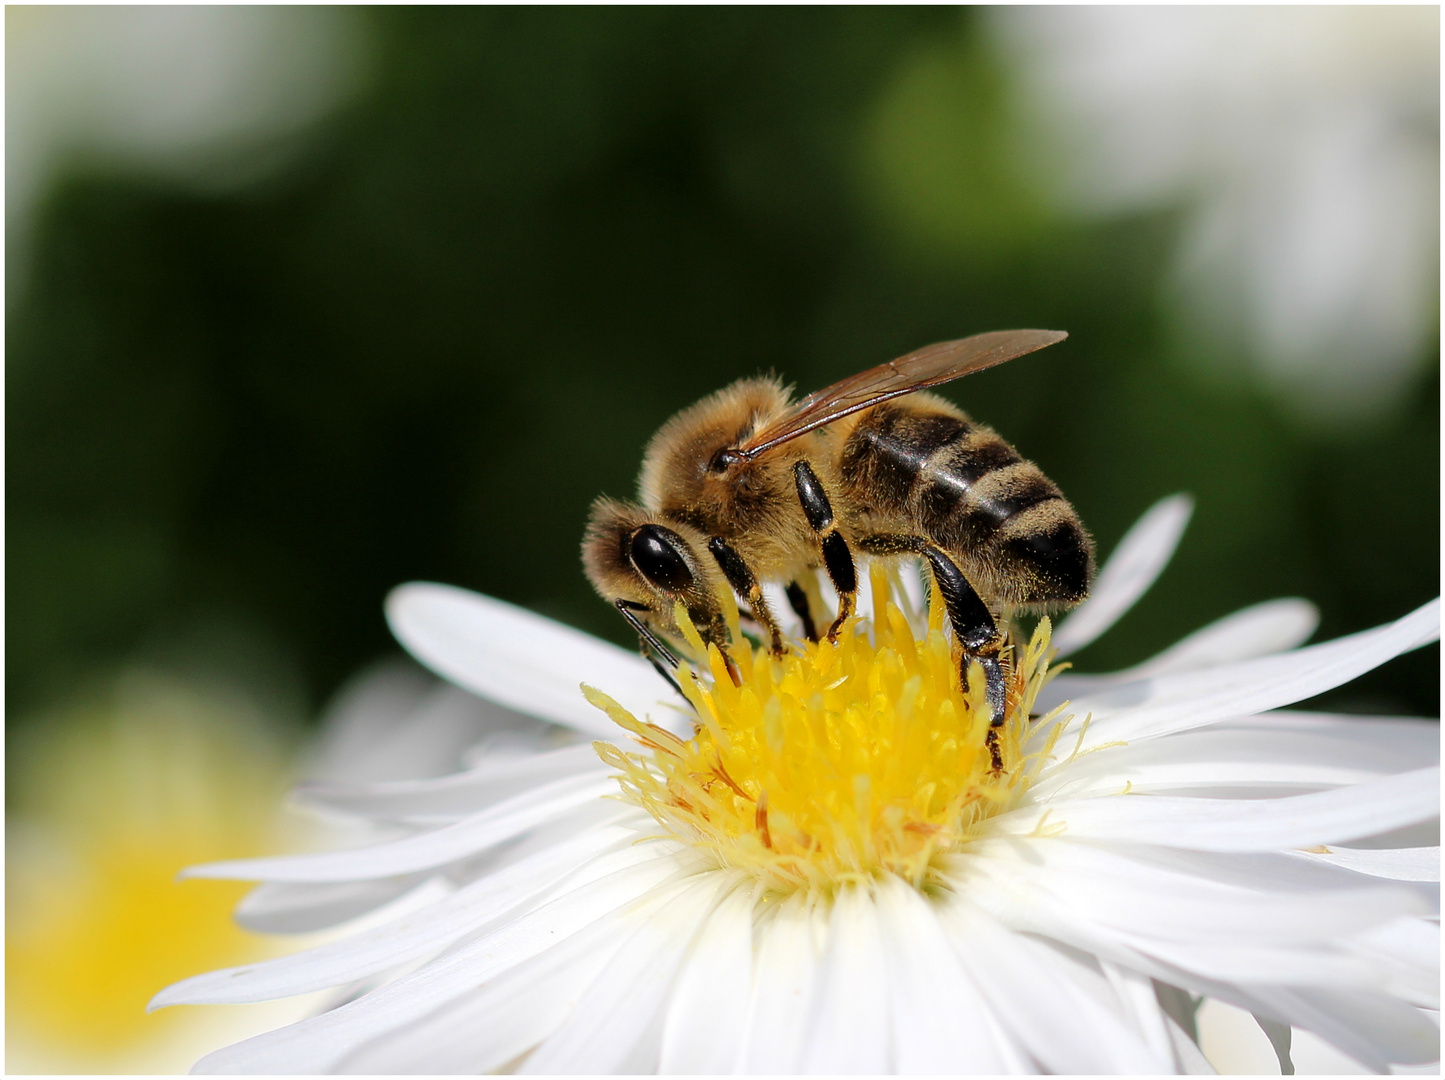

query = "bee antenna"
[
  {"left": 648, "top": 655, "right": 687, "bottom": 703},
  {"left": 614, "top": 598, "right": 680, "bottom": 669}
]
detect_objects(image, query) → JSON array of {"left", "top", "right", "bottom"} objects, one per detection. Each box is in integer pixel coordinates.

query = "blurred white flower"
[
  {"left": 992, "top": 7, "right": 1439, "bottom": 424},
  {"left": 155, "top": 496, "right": 1440, "bottom": 1073},
  {"left": 5, "top": 6, "right": 365, "bottom": 274}
]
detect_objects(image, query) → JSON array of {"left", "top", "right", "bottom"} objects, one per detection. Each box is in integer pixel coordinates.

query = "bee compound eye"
[{"left": 629, "top": 525, "right": 695, "bottom": 594}]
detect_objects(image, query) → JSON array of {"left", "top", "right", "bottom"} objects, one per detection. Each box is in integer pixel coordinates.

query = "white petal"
[
  {"left": 935, "top": 895, "right": 1173, "bottom": 1072},
  {"left": 386, "top": 582, "right": 690, "bottom": 739},
  {"left": 185, "top": 774, "right": 618, "bottom": 883},
  {"left": 949, "top": 840, "right": 1437, "bottom": 1007},
  {"left": 231, "top": 874, "right": 433, "bottom": 934},
  {"left": 657, "top": 875, "right": 758, "bottom": 1073},
  {"left": 1148, "top": 596, "right": 1319, "bottom": 669},
  {"left": 192, "top": 852, "right": 681, "bottom": 1074},
  {"left": 153, "top": 826, "right": 637, "bottom": 1008},
  {"left": 1165, "top": 1012, "right": 1216, "bottom": 1075},
  {"left": 519, "top": 873, "right": 729, "bottom": 1073},
  {"left": 873, "top": 876, "right": 1017, "bottom": 1073},
  {"left": 1099, "top": 961, "right": 1181, "bottom": 1069},
  {"left": 955, "top": 863, "right": 1435, "bottom": 1071},
  {"left": 953, "top": 838, "right": 1427, "bottom": 950},
  {"left": 1299, "top": 845, "right": 1441, "bottom": 882},
  {"left": 1051, "top": 494, "right": 1194, "bottom": 658},
  {"left": 799, "top": 884, "right": 892, "bottom": 1074},
  {"left": 339, "top": 946, "right": 616, "bottom": 1073},
  {"left": 1152, "top": 981, "right": 1218, "bottom": 1075},
  {"left": 1029, "top": 718, "right": 1436, "bottom": 800},
  {"left": 1042, "top": 597, "right": 1318, "bottom": 706},
  {"left": 1345, "top": 918, "right": 1441, "bottom": 1008},
  {"left": 337, "top": 887, "right": 675, "bottom": 1074},
  {"left": 949, "top": 866, "right": 1405, "bottom": 1030},
  {"left": 1351, "top": 820, "right": 1442, "bottom": 852},
  {"left": 1137, "top": 937, "right": 1382, "bottom": 990},
  {"left": 311, "top": 669, "right": 568, "bottom": 786},
  {"left": 306, "top": 662, "right": 457, "bottom": 783},
  {"left": 1049, "top": 599, "right": 1441, "bottom": 750},
  {"left": 1148, "top": 962, "right": 1437, "bottom": 1072},
  {"left": 738, "top": 892, "right": 827, "bottom": 1073},
  {"left": 1233, "top": 711, "right": 1440, "bottom": 762},
  {"left": 1244, "top": 986, "right": 1441, "bottom": 1070},
  {"left": 996, "top": 767, "right": 1440, "bottom": 852},
  {"left": 296, "top": 741, "right": 607, "bottom": 820}
]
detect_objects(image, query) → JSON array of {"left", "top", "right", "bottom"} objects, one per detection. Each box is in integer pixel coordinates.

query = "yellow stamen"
[{"left": 588, "top": 564, "right": 1061, "bottom": 895}]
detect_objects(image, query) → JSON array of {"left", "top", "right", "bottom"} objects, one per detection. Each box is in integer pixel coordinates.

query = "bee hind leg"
[
  {"left": 918, "top": 546, "right": 1008, "bottom": 729},
  {"left": 856, "top": 535, "right": 1007, "bottom": 731}
]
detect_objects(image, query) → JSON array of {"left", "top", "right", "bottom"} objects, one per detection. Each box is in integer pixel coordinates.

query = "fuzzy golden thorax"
[{"left": 637, "top": 376, "right": 820, "bottom": 578}]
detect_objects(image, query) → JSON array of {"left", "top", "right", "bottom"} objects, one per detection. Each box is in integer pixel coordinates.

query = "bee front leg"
[
  {"left": 707, "top": 537, "right": 784, "bottom": 656},
  {"left": 792, "top": 460, "right": 857, "bottom": 642}
]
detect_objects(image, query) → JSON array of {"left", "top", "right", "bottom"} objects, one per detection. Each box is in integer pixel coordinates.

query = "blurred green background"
[{"left": 10, "top": 5, "right": 1438, "bottom": 737}]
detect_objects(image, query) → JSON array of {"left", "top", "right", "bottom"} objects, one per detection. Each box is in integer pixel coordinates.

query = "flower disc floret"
[{"left": 587, "top": 565, "right": 1063, "bottom": 894}]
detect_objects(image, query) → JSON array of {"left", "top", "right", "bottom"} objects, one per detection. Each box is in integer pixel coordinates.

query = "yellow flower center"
[{"left": 586, "top": 564, "right": 1061, "bottom": 894}]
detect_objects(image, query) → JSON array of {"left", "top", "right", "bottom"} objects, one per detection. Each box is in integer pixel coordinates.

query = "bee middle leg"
[
  {"left": 784, "top": 580, "right": 820, "bottom": 642},
  {"left": 856, "top": 535, "right": 1008, "bottom": 730},
  {"left": 706, "top": 537, "right": 784, "bottom": 656},
  {"left": 792, "top": 460, "right": 857, "bottom": 641}
]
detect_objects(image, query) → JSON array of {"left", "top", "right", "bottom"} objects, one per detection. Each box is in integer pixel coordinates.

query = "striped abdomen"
[{"left": 836, "top": 398, "right": 1094, "bottom": 610}]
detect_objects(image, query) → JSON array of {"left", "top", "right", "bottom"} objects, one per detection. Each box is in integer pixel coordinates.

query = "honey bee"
[{"left": 582, "top": 329, "right": 1094, "bottom": 727}]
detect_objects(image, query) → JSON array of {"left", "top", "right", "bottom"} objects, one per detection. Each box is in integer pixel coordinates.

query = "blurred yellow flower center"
[
  {"left": 5, "top": 678, "right": 293, "bottom": 1071},
  {"left": 587, "top": 565, "right": 1060, "bottom": 894}
]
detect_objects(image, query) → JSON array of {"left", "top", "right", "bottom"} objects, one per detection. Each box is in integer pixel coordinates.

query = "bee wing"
[{"left": 735, "top": 329, "right": 1067, "bottom": 459}]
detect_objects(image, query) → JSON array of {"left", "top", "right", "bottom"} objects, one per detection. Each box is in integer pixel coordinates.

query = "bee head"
[{"left": 582, "top": 498, "right": 729, "bottom": 650}]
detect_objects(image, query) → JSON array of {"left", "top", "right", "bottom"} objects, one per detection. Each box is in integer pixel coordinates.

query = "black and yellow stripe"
[{"left": 839, "top": 401, "right": 1090, "bottom": 607}]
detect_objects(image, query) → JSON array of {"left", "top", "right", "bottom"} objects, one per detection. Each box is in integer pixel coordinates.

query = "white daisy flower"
[{"left": 154, "top": 495, "right": 1441, "bottom": 1074}]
